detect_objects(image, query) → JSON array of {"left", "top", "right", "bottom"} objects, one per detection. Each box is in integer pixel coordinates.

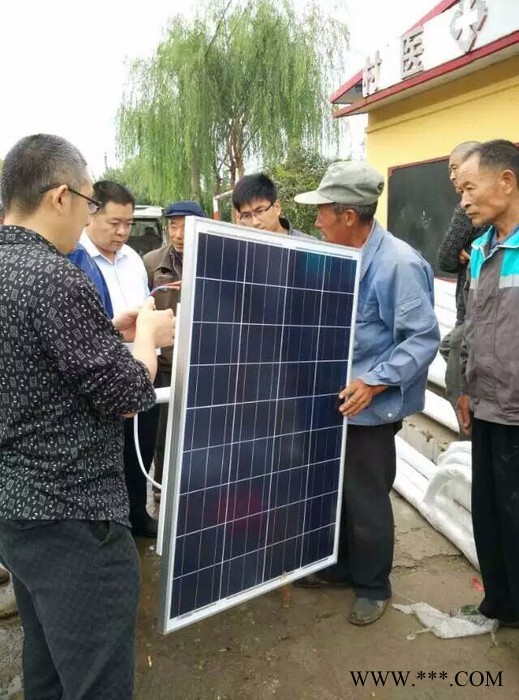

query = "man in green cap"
[{"left": 294, "top": 161, "right": 440, "bottom": 625}]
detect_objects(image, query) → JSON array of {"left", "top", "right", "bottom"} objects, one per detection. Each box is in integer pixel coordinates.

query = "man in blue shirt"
[{"left": 295, "top": 161, "right": 440, "bottom": 625}]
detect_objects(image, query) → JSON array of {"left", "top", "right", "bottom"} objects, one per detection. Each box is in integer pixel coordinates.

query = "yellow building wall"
[{"left": 365, "top": 54, "right": 519, "bottom": 226}]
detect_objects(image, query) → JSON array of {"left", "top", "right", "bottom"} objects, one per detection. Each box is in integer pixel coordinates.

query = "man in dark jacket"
[
  {"left": 143, "top": 201, "right": 206, "bottom": 497},
  {"left": 456, "top": 140, "right": 519, "bottom": 627},
  {"left": 438, "top": 141, "right": 480, "bottom": 437}
]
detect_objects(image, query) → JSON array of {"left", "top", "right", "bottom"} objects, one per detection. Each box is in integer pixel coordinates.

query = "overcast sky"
[{"left": 1, "top": 0, "right": 433, "bottom": 176}]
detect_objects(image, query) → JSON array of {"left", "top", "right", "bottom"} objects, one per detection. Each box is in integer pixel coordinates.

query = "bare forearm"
[{"left": 132, "top": 332, "right": 158, "bottom": 382}]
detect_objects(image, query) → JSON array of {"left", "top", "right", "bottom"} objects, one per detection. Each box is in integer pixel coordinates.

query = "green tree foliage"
[
  {"left": 268, "top": 149, "right": 335, "bottom": 236},
  {"left": 102, "top": 157, "right": 157, "bottom": 205},
  {"left": 117, "top": 0, "right": 348, "bottom": 204}
]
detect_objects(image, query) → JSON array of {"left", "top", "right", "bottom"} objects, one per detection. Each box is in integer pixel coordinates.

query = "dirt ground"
[{"left": 2, "top": 493, "right": 519, "bottom": 700}]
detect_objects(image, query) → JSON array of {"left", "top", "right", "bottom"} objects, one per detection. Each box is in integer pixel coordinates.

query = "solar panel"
[{"left": 159, "top": 218, "right": 360, "bottom": 633}]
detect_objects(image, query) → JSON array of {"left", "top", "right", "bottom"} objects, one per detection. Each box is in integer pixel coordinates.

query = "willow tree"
[{"left": 117, "top": 0, "right": 348, "bottom": 203}]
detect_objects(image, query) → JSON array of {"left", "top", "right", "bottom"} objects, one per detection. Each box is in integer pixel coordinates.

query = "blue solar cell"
[
  {"left": 236, "top": 363, "right": 278, "bottom": 403},
  {"left": 238, "top": 324, "right": 284, "bottom": 364},
  {"left": 301, "top": 524, "right": 335, "bottom": 567},
  {"left": 246, "top": 242, "right": 288, "bottom": 287},
  {"left": 315, "top": 360, "right": 349, "bottom": 395},
  {"left": 281, "top": 325, "right": 319, "bottom": 362},
  {"left": 162, "top": 227, "right": 359, "bottom": 632},
  {"left": 265, "top": 534, "right": 303, "bottom": 579},
  {"left": 220, "top": 237, "right": 247, "bottom": 282}
]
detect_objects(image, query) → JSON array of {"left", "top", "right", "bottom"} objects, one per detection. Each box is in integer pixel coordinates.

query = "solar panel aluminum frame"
[{"left": 158, "top": 217, "right": 361, "bottom": 634}]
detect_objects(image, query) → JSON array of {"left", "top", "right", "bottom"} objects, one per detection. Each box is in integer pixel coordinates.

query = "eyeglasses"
[
  {"left": 39, "top": 184, "right": 101, "bottom": 215},
  {"left": 239, "top": 201, "right": 275, "bottom": 223}
]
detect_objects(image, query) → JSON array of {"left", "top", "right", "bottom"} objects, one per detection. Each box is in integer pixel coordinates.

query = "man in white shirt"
[
  {"left": 80, "top": 184, "right": 149, "bottom": 314},
  {"left": 83, "top": 180, "right": 158, "bottom": 537}
]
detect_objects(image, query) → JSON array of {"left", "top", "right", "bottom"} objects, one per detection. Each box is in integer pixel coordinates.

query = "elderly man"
[
  {"left": 295, "top": 161, "right": 439, "bottom": 625},
  {"left": 0, "top": 134, "right": 174, "bottom": 699},
  {"left": 456, "top": 140, "right": 519, "bottom": 627},
  {"left": 143, "top": 200, "right": 205, "bottom": 497},
  {"left": 438, "top": 141, "right": 481, "bottom": 437}
]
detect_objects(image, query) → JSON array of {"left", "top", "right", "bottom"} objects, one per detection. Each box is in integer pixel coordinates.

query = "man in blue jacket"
[
  {"left": 68, "top": 243, "right": 114, "bottom": 316},
  {"left": 295, "top": 161, "right": 440, "bottom": 625}
]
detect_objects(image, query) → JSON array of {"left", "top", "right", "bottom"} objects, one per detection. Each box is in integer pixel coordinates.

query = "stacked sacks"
[{"left": 394, "top": 439, "right": 476, "bottom": 569}]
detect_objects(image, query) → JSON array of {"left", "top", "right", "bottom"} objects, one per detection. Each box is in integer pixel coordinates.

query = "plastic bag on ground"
[{"left": 393, "top": 602, "right": 497, "bottom": 638}]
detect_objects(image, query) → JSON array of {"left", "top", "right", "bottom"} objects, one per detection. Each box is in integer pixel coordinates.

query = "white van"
[{"left": 128, "top": 205, "right": 166, "bottom": 257}]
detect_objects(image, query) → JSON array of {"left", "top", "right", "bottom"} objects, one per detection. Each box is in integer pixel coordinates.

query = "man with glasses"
[
  {"left": 81, "top": 181, "right": 158, "bottom": 537},
  {"left": 0, "top": 133, "right": 174, "bottom": 699},
  {"left": 232, "top": 172, "right": 314, "bottom": 239}
]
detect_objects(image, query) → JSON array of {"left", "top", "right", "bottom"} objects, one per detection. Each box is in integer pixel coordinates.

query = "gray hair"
[
  {"left": 332, "top": 201, "right": 377, "bottom": 223},
  {"left": 0, "top": 134, "right": 88, "bottom": 216},
  {"left": 450, "top": 140, "right": 480, "bottom": 160},
  {"left": 461, "top": 139, "right": 519, "bottom": 183}
]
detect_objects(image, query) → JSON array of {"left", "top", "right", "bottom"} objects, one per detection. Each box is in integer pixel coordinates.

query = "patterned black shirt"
[{"left": 0, "top": 226, "right": 156, "bottom": 525}]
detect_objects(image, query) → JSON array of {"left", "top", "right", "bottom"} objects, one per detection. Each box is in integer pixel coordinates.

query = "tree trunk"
[
  {"left": 190, "top": 158, "right": 202, "bottom": 202},
  {"left": 213, "top": 157, "right": 223, "bottom": 196},
  {"left": 236, "top": 149, "right": 245, "bottom": 181},
  {"left": 234, "top": 139, "right": 244, "bottom": 182},
  {"left": 235, "top": 124, "right": 245, "bottom": 181}
]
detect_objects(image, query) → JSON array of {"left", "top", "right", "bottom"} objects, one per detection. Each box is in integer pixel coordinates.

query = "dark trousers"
[
  {"left": 322, "top": 422, "right": 401, "bottom": 600},
  {"left": 152, "top": 367, "right": 172, "bottom": 488},
  {"left": 0, "top": 519, "right": 140, "bottom": 700},
  {"left": 123, "top": 405, "right": 159, "bottom": 527},
  {"left": 472, "top": 418, "right": 519, "bottom": 623}
]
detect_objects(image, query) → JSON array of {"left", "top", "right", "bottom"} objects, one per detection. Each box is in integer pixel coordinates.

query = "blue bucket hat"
[{"left": 164, "top": 200, "right": 206, "bottom": 218}]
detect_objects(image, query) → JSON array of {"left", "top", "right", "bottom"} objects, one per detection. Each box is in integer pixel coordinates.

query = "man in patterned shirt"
[
  {"left": 0, "top": 200, "right": 9, "bottom": 594},
  {"left": 0, "top": 134, "right": 174, "bottom": 699}
]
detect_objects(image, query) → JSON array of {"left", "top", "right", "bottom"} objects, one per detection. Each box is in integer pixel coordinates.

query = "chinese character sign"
[
  {"left": 401, "top": 27, "right": 425, "bottom": 80},
  {"left": 362, "top": 51, "right": 382, "bottom": 97}
]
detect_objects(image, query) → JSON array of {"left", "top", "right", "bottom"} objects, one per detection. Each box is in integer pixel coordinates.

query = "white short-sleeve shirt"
[{"left": 80, "top": 232, "right": 150, "bottom": 316}]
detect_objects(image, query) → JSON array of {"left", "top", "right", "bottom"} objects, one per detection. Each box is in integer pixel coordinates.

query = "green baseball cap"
[{"left": 294, "top": 160, "right": 384, "bottom": 206}]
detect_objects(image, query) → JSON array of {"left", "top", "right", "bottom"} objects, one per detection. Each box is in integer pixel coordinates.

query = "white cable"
[{"left": 133, "top": 413, "right": 162, "bottom": 490}]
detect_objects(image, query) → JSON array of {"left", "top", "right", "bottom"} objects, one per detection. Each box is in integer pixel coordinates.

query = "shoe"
[
  {"left": 0, "top": 567, "right": 9, "bottom": 586},
  {"left": 349, "top": 597, "right": 388, "bottom": 625},
  {"left": 294, "top": 573, "right": 350, "bottom": 589},
  {"left": 454, "top": 603, "right": 481, "bottom": 616},
  {"left": 454, "top": 603, "right": 519, "bottom": 627},
  {"left": 132, "top": 515, "right": 158, "bottom": 539},
  {"left": 498, "top": 619, "right": 519, "bottom": 628}
]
